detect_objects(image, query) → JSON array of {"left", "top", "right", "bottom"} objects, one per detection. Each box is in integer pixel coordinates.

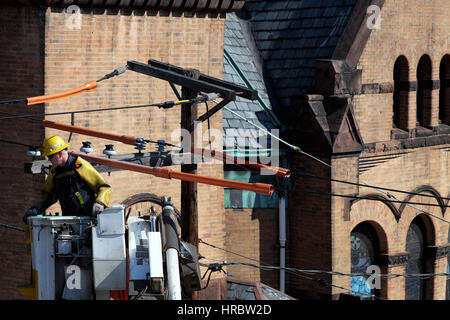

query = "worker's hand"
[
  {"left": 23, "top": 207, "right": 38, "bottom": 224},
  {"left": 91, "top": 202, "right": 104, "bottom": 218}
]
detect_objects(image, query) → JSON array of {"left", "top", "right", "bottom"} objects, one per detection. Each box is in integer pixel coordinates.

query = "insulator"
[
  {"left": 80, "top": 141, "right": 93, "bottom": 154},
  {"left": 103, "top": 144, "right": 117, "bottom": 156}
]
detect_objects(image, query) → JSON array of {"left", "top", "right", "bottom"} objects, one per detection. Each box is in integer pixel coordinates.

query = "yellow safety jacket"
[{"left": 34, "top": 155, "right": 111, "bottom": 216}]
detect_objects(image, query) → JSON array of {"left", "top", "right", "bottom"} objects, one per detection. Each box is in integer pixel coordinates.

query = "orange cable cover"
[
  {"left": 71, "top": 151, "right": 274, "bottom": 195},
  {"left": 27, "top": 81, "right": 98, "bottom": 105},
  {"left": 42, "top": 120, "right": 290, "bottom": 177}
]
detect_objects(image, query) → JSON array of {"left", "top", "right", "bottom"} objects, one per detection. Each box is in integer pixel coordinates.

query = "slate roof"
[
  {"left": 223, "top": 12, "right": 279, "bottom": 151},
  {"left": 240, "top": 0, "right": 358, "bottom": 106},
  {"left": 6, "top": 0, "right": 246, "bottom": 15}
]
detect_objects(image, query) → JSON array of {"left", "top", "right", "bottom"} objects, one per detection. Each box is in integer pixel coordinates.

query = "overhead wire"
[
  {"left": 199, "top": 240, "right": 450, "bottom": 280},
  {"left": 295, "top": 171, "right": 450, "bottom": 202},
  {"left": 222, "top": 104, "right": 450, "bottom": 226},
  {"left": 295, "top": 189, "right": 450, "bottom": 222}
]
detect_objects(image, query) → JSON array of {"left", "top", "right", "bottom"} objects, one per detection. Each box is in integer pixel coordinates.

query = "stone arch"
[
  {"left": 393, "top": 55, "right": 410, "bottom": 130},
  {"left": 416, "top": 55, "right": 433, "bottom": 127},
  {"left": 398, "top": 185, "right": 446, "bottom": 218},
  {"left": 350, "top": 192, "right": 401, "bottom": 222},
  {"left": 398, "top": 207, "right": 437, "bottom": 249},
  {"left": 349, "top": 192, "right": 399, "bottom": 253}
]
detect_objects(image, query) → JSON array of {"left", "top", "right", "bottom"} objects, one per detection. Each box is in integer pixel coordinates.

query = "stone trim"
[
  {"left": 359, "top": 80, "right": 440, "bottom": 95},
  {"left": 377, "top": 252, "right": 409, "bottom": 267},
  {"left": 424, "top": 245, "right": 450, "bottom": 260},
  {"left": 363, "top": 132, "right": 450, "bottom": 154}
]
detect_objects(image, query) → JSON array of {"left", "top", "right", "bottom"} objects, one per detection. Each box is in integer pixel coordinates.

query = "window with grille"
[
  {"left": 350, "top": 223, "right": 378, "bottom": 296},
  {"left": 405, "top": 219, "right": 426, "bottom": 300}
]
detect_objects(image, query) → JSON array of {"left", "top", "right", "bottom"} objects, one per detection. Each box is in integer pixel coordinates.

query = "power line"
[
  {"left": 0, "top": 111, "right": 41, "bottom": 122},
  {"left": 0, "top": 138, "right": 39, "bottom": 149},
  {"left": 0, "top": 102, "right": 164, "bottom": 121},
  {"left": 0, "top": 223, "right": 24, "bottom": 232},
  {"left": 296, "top": 188, "right": 450, "bottom": 210},
  {"left": 200, "top": 258, "right": 450, "bottom": 281},
  {"left": 296, "top": 189, "right": 450, "bottom": 224},
  {"left": 295, "top": 172, "right": 450, "bottom": 202},
  {"left": 199, "top": 240, "right": 450, "bottom": 280}
]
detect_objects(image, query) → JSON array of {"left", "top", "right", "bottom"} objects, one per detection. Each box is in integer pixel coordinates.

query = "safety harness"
[{"left": 52, "top": 160, "right": 94, "bottom": 216}]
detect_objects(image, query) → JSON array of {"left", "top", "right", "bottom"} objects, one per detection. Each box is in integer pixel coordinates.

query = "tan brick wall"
[
  {"left": 0, "top": 7, "right": 227, "bottom": 299},
  {"left": 342, "top": 145, "right": 450, "bottom": 299},
  {"left": 224, "top": 208, "right": 279, "bottom": 288},
  {"left": 355, "top": 0, "right": 450, "bottom": 143},
  {"left": 329, "top": 0, "right": 450, "bottom": 299}
]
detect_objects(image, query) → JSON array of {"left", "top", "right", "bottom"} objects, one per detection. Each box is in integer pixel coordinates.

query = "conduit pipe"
[
  {"left": 70, "top": 152, "right": 274, "bottom": 195},
  {"left": 43, "top": 120, "right": 290, "bottom": 177}
]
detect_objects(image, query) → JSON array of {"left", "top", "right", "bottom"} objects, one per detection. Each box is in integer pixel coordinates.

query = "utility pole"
[{"left": 180, "top": 69, "right": 200, "bottom": 300}]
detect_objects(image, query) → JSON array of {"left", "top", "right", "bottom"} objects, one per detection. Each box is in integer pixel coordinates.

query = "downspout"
[{"left": 279, "top": 195, "right": 286, "bottom": 293}]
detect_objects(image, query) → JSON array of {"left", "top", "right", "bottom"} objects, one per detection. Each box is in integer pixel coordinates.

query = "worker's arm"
[
  {"left": 75, "top": 157, "right": 111, "bottom": 206},
  {"left": 33, "top": 171, "right": 58, "bottom": 213}
]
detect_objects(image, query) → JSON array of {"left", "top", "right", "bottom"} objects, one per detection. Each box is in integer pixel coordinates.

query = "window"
[
  {"left": 405, "top": 217, "right": 426, "bottom": 300},
  {"left": 350, "top": 222, "right": 379, "bottom": 296},
  {"left": 439, "top": 55, "right": 450, "bottom": 125},
  {"left": 393, "top": 56, "right": 410, "bottom": 129},
  {"left": 416, "top": 55, "right": 433, "bottom": 127}
]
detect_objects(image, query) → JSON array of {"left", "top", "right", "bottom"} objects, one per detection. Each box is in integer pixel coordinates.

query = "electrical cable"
[
  {"left": 0, "top": 111, "right": 41, "bottom": 122},
  {"left": 199, "top": 240, "right": 450, "bottom": 282},
  {"left": 0, "top": 138, "right": 39, "bottom": 149},
  {"left": 0, "top": 94, "right": 220, "bottom": 122},
  {"left": 295, "top": 172, "right": 450, "bottom": 202},
  {"left": 0, "top": 66, "right": 128, "bottom": 106},
  {"left": 296, "top": 189, "right": 450, "bottom": 224},
  {"left": 0, "top": 223, "right": 24, "bottom": 232},
  {"left": 296, "top": 188, "right": 450, "bottom": 210}
]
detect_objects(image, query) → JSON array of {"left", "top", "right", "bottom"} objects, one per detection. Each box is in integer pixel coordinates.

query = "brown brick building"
[
  {"left": 226, "top": 0, "right": 450, "bottom": 300},
  {"left": 0, "top": 0, "right": 449, "bottom": 301}
]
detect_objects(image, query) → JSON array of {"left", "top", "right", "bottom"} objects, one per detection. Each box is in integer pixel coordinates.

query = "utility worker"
[{"left": 23, "top": 135, "right": 111, "bottom": 223}]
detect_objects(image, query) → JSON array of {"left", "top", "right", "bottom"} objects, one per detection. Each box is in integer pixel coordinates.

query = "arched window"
[
  {"left": 393, "top": 56, "right": 409, "bottom": 129},
  {"left": 439, "top": 55, "right": 450, "bottom": 125},
  {"left": 405, "top": 217, "right": 427, "bottom": 300},
  {"left": 350, "top": 222, "right": 379, "bottom": 296},
  {"left": 416, "top": 55, "right": 433, "bottom": 127}
]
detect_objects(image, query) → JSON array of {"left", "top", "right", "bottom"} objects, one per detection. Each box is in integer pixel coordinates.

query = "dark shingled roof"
[
  {"left": 240, "top": 0, "right": 358, "bottom": 106},
  {"left": 223, "top": 12, "right": 279, "bottom": 151},
  {"left": 4, "top": 0, "right": 246, "bottom": 15}
]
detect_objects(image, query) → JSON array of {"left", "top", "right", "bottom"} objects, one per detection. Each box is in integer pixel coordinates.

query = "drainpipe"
[{"left": 279, "top": 196, "right": 287, "bottom": 292}]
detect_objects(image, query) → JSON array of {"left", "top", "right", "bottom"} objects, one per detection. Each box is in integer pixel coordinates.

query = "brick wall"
[
  {"left": 355, "top": 0, "right": 450, "bottom": 143},
  {"left": 224, "top": 207, "right": 280, "bottom": 289},
  {"left": 0, "top": 5, "right": 46, "bottom": 300},
  {"left": 288, "top": 152, "right": 333, "bottom": 299},
  {"left": 0, "top": 6, "right": 226, "bottom": 299},
  {"left": 286, "top": 0, "right": 450, "bottom": 300},
  {"left": 327, "top": 0, "right": 450, "bottom": 300}
]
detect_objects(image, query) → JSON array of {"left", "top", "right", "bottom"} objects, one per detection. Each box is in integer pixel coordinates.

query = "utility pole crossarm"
[
  {"left": 145, "top": 59, "right": 259, "bottom": 101},
  {"left": 126, "top": 60, "right": 258, "bottom": 101}
]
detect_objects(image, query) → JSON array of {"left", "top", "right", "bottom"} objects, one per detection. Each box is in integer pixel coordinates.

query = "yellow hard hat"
[{"left": 42, "top": 135, "right": 70, "bottom": 157}]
